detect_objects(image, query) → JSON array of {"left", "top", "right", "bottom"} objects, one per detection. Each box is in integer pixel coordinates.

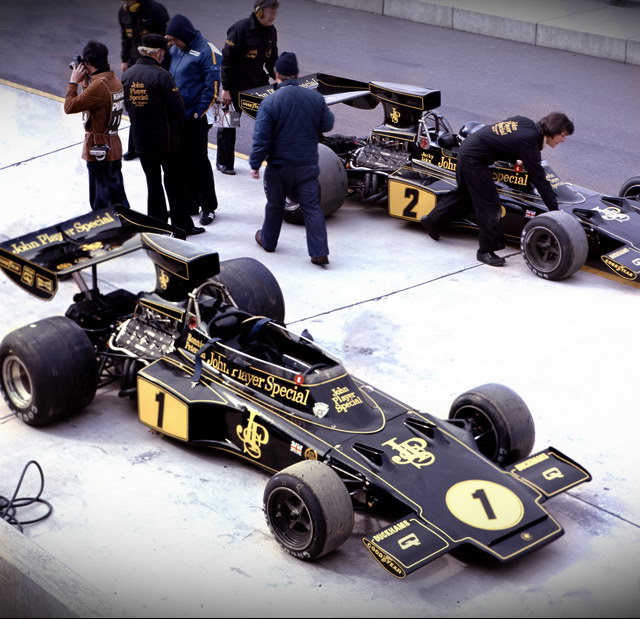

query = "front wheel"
[
  {"left": 520, "top": 210, "right": 588, "bottom": 280},
  {"left": 449, "top": 383, "right": 535, "bottom": 466},
  {"left": 283, "top": 144, "right": 348, "bottom": 225},
  {"left": 619, "top": 176, "right": 640, "bottom": 201},
  {"left": 0, "top": 316, "right": 97, "bottom": 426},
  {"left": 264, "top": 460, "right": 354, "bottom": 560}
]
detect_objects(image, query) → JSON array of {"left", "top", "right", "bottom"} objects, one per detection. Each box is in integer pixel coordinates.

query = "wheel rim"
[
  {"left": 523, "top": 226, "right": 562, "bottom": 273},
  {"left": 623, "top": 184, "right": 640, "bottom": 201},
  {"left": 452, "top": 405, "right": 499, "bottom": 461},
  {"left": 2, "top": 355, "right": 33, "bottom": 409},
  {"left": 266, "top": 487, "right": 313, "bottom": 551}
]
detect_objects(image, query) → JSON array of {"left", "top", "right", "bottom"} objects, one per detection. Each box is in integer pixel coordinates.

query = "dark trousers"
[
  {"left": 427, "top": 158, "right": 504, "bottom": 253},
  {"left": 86, "top": 160, "right": 130, "bottom": 211},
  {"left": 216, "top": 127, "right": 236, "bottom": 169},
  {"left": 261, "top": 164, "right": 329, "bottom": 258},
  {"left": 139, "top": 151, "right": 193, "bottom": 232},
  {"left": 180, "top": 116, "right": 218, "bottom": 214}
]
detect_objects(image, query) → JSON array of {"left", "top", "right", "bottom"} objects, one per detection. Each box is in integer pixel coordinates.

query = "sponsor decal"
[
  {"left": 313, "top": 402, "right": 329, "bottom": 418},
  {"left": 363, "top": 540, "right": 405, "bottom": 578},
  {"left": 592, "top": 205, "right": 630, "bottom": 222},
  {"left": 382, "top": 437, "right": 435, "bottom": 469},
  {"left": 304, "top": 448, "right": 318, "bottom": 461},
  {"left": 390, "top": 107, "right": 401, "bottom": 124},
  {"left": 331, "top": 386, "right": 363, "bottom": 413},
  {"left": 491, "top": 120, "right": 519, "bottom": 136},
  {"left": 514, "top": 452, "right": 550, "bottom": 472},
  {"left": 398, "top": 533, "right": 421, "bottom": 550},
  {"left": 158, "top": 269, "right": 170, "bottom": 291},
  {"left": 492, "top": 170, "right": 528, "bottom": 186},
  {"left": 128, "top": 81, "right": 149, "bottom": 107},
  {"left": 8, "top": 212, "right": 116, "bottom": 255},
  {"left": 542, "top": 467, "right": 564, "bottom": 480},
  {"left": 372, "top": 519, "right": 411, "bottom": 543},
  {"left": 236, "top": 408, "right": 269, "bottom": 459},
  {"left": 602, "top": 257, "right": 637, "bottom": 280},
  {"left": 525, "top": 209, "right": 537, "bottom": 219},
  {"left": 290, "top": 441, "right": 303, "bottom": 456}
]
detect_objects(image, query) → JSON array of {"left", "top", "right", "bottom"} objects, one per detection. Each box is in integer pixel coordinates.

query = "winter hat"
[
  {"left": 141, "top": 34, "right": 167, "bottom": 50},
  {"left": 275, "top": 52, "right": 298, "bottom": 76}
]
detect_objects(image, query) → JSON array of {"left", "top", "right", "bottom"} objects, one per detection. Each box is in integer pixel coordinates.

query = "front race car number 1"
[{"left": 138, "top": 378, "right": 189, "bottom": 441}]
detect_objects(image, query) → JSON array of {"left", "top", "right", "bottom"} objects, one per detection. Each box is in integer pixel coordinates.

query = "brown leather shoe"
[
  {"left": 255, "top": 229, "right": 274, "bottom": 252},
  {"left": 311, "top": 256, "right": 329, "bottom": 266}
]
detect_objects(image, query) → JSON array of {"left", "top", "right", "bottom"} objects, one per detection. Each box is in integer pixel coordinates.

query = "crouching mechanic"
[
  {"left": 421, "top": 112, "right": 574, "bottom": 266},
  {"left": 249, "top": 52, "right": 334, "bottom": 266}
]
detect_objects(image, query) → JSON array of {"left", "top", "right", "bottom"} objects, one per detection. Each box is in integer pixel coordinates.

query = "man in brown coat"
[{"left": 64, "top": 41, "right": 129, "bottom": 211}]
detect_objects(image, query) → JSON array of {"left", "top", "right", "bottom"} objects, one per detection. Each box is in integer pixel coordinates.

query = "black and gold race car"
[
  {"left": 0, "top": 208, "right": 590, "bottom": 578},
  {"left": 240, "top": 74, "right": 640, "bottom": 284}
]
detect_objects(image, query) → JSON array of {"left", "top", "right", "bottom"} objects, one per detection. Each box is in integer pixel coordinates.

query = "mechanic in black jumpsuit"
[
  {"left": 421, "top": 112, "right": 574, "bottom": 266},
  {"left": 216, "top": 0, "right": 278, "bottom": 175}
]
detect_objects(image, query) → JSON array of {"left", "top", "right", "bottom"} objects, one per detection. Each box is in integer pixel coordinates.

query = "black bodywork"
[{"left": 0, "top": 209, "right": 590, "bottom": 577}]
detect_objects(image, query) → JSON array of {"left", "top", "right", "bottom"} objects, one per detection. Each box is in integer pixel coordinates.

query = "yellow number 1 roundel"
[{"left": 445, "top": 479, "right": 524, "bottom": 531}]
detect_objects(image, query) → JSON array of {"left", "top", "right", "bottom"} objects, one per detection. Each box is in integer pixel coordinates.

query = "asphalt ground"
[{"left": 0, "top": 1, "right": 639, "bottom": 617}]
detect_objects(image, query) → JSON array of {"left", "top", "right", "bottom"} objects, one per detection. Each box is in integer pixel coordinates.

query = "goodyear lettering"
[
  {"left": 372, "top": 520, "right": 411, "bottom": 543},
  {"left": 514, "top": 452, "right": 549, "bottom": 472},
  {"left": 602, "top": 257, "right": 636, "bottom": 280},
  {"left": 331, "top": 386, "right": 363, "bottom": 413},
  {"left": 364, "top": 540, "right": 405, "bottom": 578},
  {"left": 242, "top": 101, "right": 260, "bottom": 112}
]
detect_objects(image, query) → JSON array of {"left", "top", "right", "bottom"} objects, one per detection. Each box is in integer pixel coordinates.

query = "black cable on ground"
[{"left": 0, "top": 460, "right": 53, "bottom": 532}]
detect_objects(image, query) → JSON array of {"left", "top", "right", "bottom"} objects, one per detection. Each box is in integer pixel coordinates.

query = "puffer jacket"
[
  {"left": 166, "top": 14, "right": 219, "bottom": 120},
  {"left": 249, "top": 79, "right": 334, "bottom": 169}
]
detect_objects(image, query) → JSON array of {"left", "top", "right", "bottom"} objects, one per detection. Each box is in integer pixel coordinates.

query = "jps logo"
[
  {"left": 592, "top": 206, "right": 629, "bottom": 222},
  {"left": 158, "top": 269, "right": 170, "bottom": 290},
  {"left": 390, "top": 107, "right": 401, "bottom": 124},
  {"left": 382, "top": 437, "right": 435, "bottom": 469},
  {"left": 236, "top": 409, "right": 269, "bottom": 459}
]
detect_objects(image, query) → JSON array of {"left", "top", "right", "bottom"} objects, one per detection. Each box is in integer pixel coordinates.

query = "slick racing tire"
[
  {"left": 283, "top": 144, "right": 348, "bottom": 225},
  {"left": 264, "top": 460, "right": 354, "bottom": 560},
  {"left": 449, "top": 383, "right": 535, "bottom": 466},
  {"left": 619, "top": 176, "right": 640, "bottom": 202},
  {"left": 0, "top": 316, "right": 97, "bottom": 427},
  {"left": 520, "top": 211, "right": 588, "bottom": 281},
  {"left": 213, "top": 257, "right": 285, "bottom": 323}
]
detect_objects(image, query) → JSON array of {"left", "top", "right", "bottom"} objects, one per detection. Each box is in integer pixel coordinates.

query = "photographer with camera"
[{"left": 64, "top": 41, "right": 130, "bottom": 211}]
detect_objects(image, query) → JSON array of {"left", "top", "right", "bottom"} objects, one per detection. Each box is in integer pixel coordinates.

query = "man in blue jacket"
[
  {"left": 165, "top": 14, "right": 219, "bottom": 226},
  {"left": 250, "top": 52, "right": 334, "bottom": 266}
]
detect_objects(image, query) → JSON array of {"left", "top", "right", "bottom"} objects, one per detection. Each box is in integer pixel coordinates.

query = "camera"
[
  {"left": 69, "top": 54, "right": 83, "bottom": 70},
  {"left": 89, "top": 144, "right": 110, "bottom": 161}
]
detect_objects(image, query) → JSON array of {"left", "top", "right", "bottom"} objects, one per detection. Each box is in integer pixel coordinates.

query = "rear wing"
[
  {"left": 238, "top": 73, "right": 379, "bottom": 119},
  {"left": 0, "top": 207, "right": 179, "bottom": 300}
]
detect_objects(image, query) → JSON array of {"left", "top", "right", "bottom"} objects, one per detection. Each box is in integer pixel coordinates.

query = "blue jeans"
[{"left": 261, "top": 164, "right": 329, "bottom": 257}]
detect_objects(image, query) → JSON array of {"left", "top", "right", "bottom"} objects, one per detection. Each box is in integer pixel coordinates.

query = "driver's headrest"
[{"left": 437, "top": 132, "right": 458, "bottom": 150}]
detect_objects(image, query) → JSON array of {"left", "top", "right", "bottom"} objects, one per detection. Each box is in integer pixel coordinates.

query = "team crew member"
[
  {"left": 122, "top": 34, "right": 204, "bottom": 236},
  {"left": 421, "top": 112, "right": 574, "bottom": 266},
  {"left": 65, "top": 41, "right": 130, "bottom": 211},
  {"left": 217, "top": 0, "right": 279, "bottom": 175},
  {"left": 118, "top": 0, "right": 170, "bottom": 160},
  {"left": 250, "top": 52, "right": 334, "bottom": 266},
  {"left": 165, "top": 14, "right": 219, "bottom": 226}
]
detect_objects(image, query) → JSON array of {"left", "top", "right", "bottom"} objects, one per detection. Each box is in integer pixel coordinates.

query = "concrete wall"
[
  {"left": 0, "top": 520, "right": 127, "bottom": 618},
  {"left": 307, "top": 0, "right": 640, "bottom": 65}
]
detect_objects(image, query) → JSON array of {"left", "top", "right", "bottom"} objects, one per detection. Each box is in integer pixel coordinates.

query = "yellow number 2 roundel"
[{"left": 445, "top": 479, "right": 524, "bottom": 531}]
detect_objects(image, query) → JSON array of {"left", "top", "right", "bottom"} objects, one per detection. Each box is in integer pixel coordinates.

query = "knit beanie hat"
[{"left": 275, "top": 52, "right": 298, "bottom": 76}]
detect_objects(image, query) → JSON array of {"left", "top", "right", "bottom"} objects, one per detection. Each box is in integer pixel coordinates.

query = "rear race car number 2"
[{"left": 388, "top": 180, "right": 437, "bottom": 221}]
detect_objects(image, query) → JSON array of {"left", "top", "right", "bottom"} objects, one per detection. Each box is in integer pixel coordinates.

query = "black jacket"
[
  {"left": 122, "top": 56, "right": 184, "bottom": 153},
  {"left": 221, "top": 12, "right": 277, "bottom": 96},
  {"left": 460, "top": 116, "right": 558, "bottom": 209},
  {"left": 119, "top": 0, "right": 169, "bottom": 65}
]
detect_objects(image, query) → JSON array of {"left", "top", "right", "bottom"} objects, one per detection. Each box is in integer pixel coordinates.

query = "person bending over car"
[{"left": 421, "top": 112, "right": 574, "bottom": 266}]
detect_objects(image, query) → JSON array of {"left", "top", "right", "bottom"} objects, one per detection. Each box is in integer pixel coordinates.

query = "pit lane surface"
[{"left": 0, "top": 2, "right": 639, "bottom": 617}]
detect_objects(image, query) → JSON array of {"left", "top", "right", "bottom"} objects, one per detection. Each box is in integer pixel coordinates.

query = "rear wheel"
[
  {"left": 283, "top": 144, "right": 347, "bottom": 225},
  {"left": 264, "top": 460, "right": 354, "bottom": 560},
  {"left": 212, "top": 257, "right": 285, "bottom": 323},
  {"left": 520, "top": 211, "right": 588, "bottom": 280},
  {"left": 0, "top": 316, "right": 97, "bottom": 426},
  {"left": 448, "top": 383, "right": 535, "bottom": 466}
]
